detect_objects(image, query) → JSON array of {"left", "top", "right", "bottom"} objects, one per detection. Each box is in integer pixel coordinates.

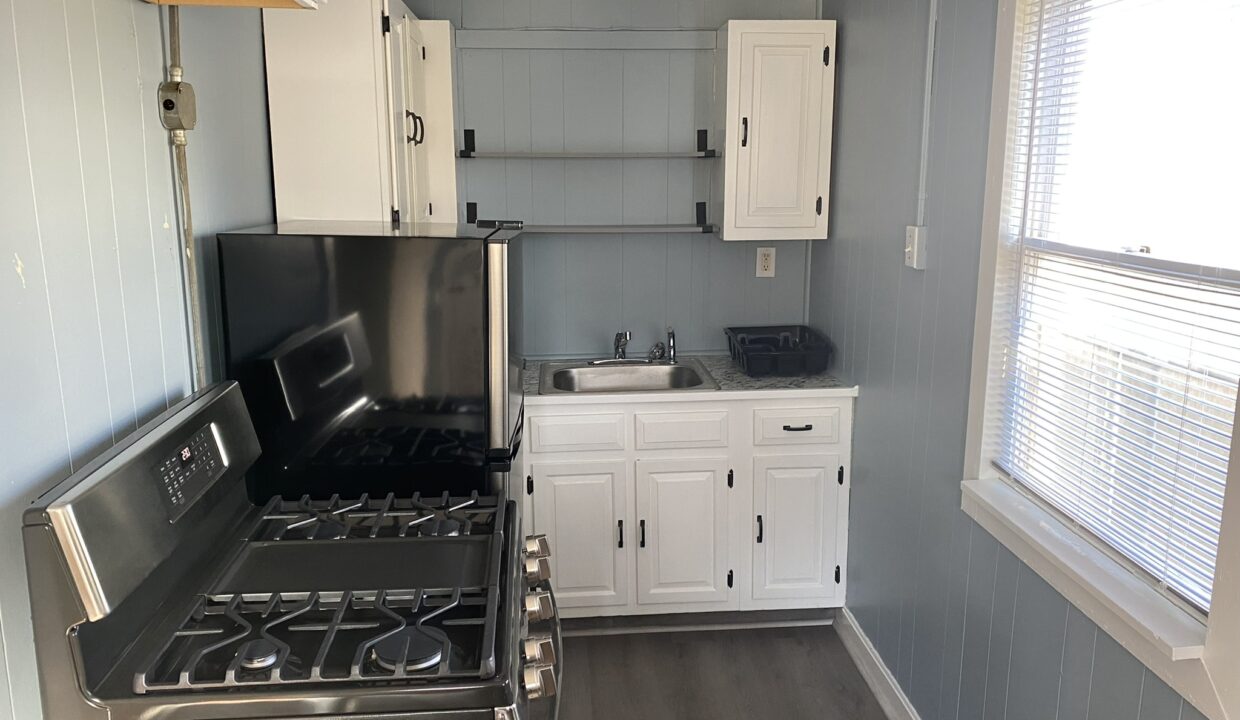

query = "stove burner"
[
  {"left": 239, "top": 639, "right": 280, "bottom": 671},
  {"left": 371, "top": 630, "right": 444, "bottom": 673},
  {"left": 423, "top": 517, "right": 461, "bottom": 537}
]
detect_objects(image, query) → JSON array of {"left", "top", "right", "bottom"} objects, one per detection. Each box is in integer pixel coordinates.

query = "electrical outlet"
[
  {"left": 904, "top": 226, "right": 927, "bottom": 270},
  {"left": 756, "top": 247, "right": 776, "bottom": 277}
]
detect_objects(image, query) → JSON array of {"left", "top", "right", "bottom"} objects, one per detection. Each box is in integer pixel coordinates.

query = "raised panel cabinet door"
[
  {"left": 531, "top": 460, "right": 629, "bottom": 608},
  {"left": 388, "top": 12, "right": 419, "bottom": 222},
  {"left": 635, "top": 457, "right": 730, "bottom": 605},
  {"left": 752, "top": 453, "right": 840, "bottom": 601},
  {"left": 733, "top": 29, "right": 829, "bottom": 232}
]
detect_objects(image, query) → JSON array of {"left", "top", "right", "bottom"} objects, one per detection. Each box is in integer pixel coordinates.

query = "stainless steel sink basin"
[{"left": 538, "top": 357, "right": 719, "bottom": 394}]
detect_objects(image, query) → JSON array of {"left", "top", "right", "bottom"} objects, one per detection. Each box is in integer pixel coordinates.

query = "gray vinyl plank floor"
[{"left": 558, "top": 625, "right": 887, "bottom": 720}]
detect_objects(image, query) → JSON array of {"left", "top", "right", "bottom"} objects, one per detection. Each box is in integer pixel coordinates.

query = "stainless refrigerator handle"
[{"left": 486, "top": 241, "right": 509, "bottom": 452}]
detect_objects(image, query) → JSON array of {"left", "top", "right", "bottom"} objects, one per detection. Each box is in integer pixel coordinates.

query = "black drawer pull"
[
  {"left": 783, "top": 424, "right": 814, "bottom": 432},
  {"left": 757, "top": 515, "right": 764, "bottom": 543},
  {"left": 618, "top": 520, "right": 624, "bottom": 549},
  {"left": 741, "top": 117, "right": 749, "bottom": 147},
  {"left": 639, "top": 519, "right": 646, "bottom": 548}
]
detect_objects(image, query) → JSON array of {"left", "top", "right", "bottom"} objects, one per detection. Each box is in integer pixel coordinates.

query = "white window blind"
[{"left": 997, "top": 0, "right": 1240, "bottom": 611}]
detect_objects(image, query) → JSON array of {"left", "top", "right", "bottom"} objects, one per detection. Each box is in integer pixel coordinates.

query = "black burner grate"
[
  {"left": 251, "top": 491, "right": 501, "bottom": 541},
  {"left": 135, "top": 587, "right": 496, "bottom": 692}
]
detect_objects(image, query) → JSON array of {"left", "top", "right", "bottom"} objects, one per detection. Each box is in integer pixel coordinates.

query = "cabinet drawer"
[
  {"left": 753, "top": 407, "right": 840, "bottom": 445},
  {"left": 529, "top": 414, "right": 626, "bottom": 453},
  {"left": 635, "top": 410, "right": 729, "bottom": 450}
]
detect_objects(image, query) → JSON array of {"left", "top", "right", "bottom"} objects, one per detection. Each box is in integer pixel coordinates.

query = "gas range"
[{"left": 23, "top": 383, "right": 559, "bottom": 720}]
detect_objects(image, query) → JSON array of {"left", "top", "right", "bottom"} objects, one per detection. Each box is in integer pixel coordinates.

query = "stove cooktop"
[{"left": 133, "top": 493, "right": 509, "bottom": 696}]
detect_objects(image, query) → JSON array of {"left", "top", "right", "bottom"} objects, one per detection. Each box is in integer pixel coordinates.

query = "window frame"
[{"left": 963, "top": 0, "right": 1240, "bottom": 717}]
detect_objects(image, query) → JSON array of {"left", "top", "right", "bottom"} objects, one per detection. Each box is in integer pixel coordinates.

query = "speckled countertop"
[{"left": 522, "top": 354, "right": 854, "bottom": 396}]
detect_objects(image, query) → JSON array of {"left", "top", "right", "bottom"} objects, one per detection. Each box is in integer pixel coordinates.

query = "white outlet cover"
[
  {"left": 904, "top": 226, "right": 927, "bottom": 270},
  {"left": 756, "top": 247, "right": 776, "bottom": 277}
]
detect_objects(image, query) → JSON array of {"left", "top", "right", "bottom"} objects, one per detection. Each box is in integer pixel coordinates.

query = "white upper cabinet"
[
  {"left": 264, "top": 0, "right": 458, "bottom": 223},
  {"left": 714, "top": 20, "right": 836, "bottom": 241}
]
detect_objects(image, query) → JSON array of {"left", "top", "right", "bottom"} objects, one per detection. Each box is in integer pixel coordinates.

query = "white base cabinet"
[
  {"left": 529, "top": 460, "right": 628, "bottom": 609},
  {"left": 520, "top": 391, "right": 854, "bottom": 617},
  {"left": 752, "top": 453, "right": 842, "bottom": 602},
  {"left": 636, "top": 457, "right": 731, "bottom": 607}
]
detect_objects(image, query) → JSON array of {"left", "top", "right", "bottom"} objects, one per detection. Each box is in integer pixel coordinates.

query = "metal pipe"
[
  {"left": 166, "top": 5, "right": 208, "bottom": 390},
  {"left": 915, "top": 0, "right": 939, "bottom": 226}
]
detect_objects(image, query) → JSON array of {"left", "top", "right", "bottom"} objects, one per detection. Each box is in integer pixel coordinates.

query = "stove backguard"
[
  {"left": 23, "top": 382, "right": 262, "bottom": 720},
  {"left": 216, "top": 222, "right": 524, "bottom": 503}
]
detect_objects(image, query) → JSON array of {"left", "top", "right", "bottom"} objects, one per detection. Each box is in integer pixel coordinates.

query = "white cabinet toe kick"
[{"left": 516, "top": 392, "right": 855, "bottom": 618}]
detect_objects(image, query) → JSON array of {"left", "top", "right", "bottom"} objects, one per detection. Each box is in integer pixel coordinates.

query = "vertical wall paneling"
[
  {"left": 812, "top": 0, "right": 1204, "bottom": 717},
  {"left": 180, "top": 7, "right": 275, "bottom": 379},
  {"left": 0, "top": 3, "right": 271, "bottom": 718}
]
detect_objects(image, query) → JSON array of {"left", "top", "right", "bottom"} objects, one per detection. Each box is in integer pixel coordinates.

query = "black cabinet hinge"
[
  {"left": 838, "top": 466, "right": 844, "bottom": 485},
  {"left": 391, "top": 207, "right": 400, "bottom": 225},
  {"left": 727, "top": 570, "right": 733, "bottom": 588},
  {"left": 835, "top": 565, "right": 841, "bottom": 584},
  {"left": 727, "top": 469, "right": 734, "bottom": 488},
  {"left": 823, "top": 46, "right": 831, "bottom": 66},
  {"left": 526, "top": 475, "right": 533, "bottom": 495},
  {"left": 381, "top": 14, "right": 391, "bottom": 33},
  {"left": 816, "top": 196, "right": 823, "bottom": 215}
]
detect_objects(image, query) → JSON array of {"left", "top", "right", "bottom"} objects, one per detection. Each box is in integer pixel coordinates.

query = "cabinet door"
[
  {"left": 388, "top": 12, "right": 428, "bottom": 223},
  {"left": 635, "top": 458, "right": 730, "bottom": 605},
  {"left": 531, "top": 461, "right": 629, "bottom": 608},
  {"left": 752, "top": 454, "right": 840, "bottom": 601},
  {"left": 732, "top": 28, "right": 833, "bottom": 235}
]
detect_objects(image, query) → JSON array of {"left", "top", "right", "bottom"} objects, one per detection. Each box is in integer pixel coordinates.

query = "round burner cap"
[
  {"left": 372, "top": 630, "right": 443, "bottom": 673},
  {"left": 239, "top": 639, "right": 280, "bottom": 671}
]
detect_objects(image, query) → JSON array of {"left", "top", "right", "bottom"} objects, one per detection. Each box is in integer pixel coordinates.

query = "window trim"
[{"left": 963, "top": 1, "right": 1240, "bottom": 718}]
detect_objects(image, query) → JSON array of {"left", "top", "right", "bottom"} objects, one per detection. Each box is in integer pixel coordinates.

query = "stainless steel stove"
[{"left": 24, "top": 383, "right": 559, "bottom": 720}]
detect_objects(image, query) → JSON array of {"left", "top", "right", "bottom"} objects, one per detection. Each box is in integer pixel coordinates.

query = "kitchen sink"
[{"left": 538, "top": 357, "right": 719, "bottom": 394}]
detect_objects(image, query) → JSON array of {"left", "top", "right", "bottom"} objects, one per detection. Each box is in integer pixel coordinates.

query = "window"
[
  {"left": 991, "top": 0, "right": 1240, "bottom": 612},
  {"left": 966, "top": 0, "right": 1240, "bottom": 713}
]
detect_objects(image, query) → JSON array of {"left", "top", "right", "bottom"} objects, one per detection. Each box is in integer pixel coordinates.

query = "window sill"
[{"left": 961, "top": 478, "right": 1206, "bottom": 661}]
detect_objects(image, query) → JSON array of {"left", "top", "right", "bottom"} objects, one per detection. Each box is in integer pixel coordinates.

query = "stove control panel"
[{"left": 153, "top": 422, "right": 228, "bottom": 522}]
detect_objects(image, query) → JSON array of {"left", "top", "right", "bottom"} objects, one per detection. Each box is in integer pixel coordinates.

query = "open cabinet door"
[{"left": 386, "top": 7, "right": 423, "bottom": 222}]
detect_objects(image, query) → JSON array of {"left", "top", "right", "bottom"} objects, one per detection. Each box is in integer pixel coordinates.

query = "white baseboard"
[{"left": 835, "top": 607, "right": 921, "bottom": 720}]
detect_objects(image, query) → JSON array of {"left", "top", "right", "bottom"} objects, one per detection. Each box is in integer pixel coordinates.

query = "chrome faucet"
[
  {"left": 666, "top": 326, "right": 677, "bottom": 364},
  {"left": 614, "top": 330, "right": 631, "bottom": 359}
]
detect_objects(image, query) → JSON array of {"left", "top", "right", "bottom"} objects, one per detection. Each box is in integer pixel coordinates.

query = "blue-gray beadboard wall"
[
  {"left": 0, "top": 3, "right": 271, "bottom": 716},
  {"left": 413, "top": 0, "right": 822, "bottom": 358},
  {"left": 811, "top": 0, "right": 1206, "bottom": 717}
]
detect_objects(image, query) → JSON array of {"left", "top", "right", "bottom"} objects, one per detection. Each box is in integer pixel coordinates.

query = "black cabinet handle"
[
  {"left": 783, "top": 424, "right": 814, "bottom": 432},
  {"left": 639, "top": 519, "right": 646, "bottom": 548},
  {"left": 741, "top": 117, "right": 748, "bottom": 147},
  {"left": 618, "top": 520, "right": 624, "bottom": 549},
  {"left": 757, "top": 515, "right": 764, "bottom": 543},
  {"left": 406, "top": 110, "right": 425, "bottom": 145}
]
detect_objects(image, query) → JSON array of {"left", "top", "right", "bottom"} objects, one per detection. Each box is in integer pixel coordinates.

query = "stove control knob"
[
  {"left": 523, "top": 663, "right": 558, "bottom": 700},
  {"left": 524, "top": 590, "right": 554, "bottom": 623},
  {"left": 524, "top": 534, "right": 551, "bottom": 559},
  {"left": 524, "top": 555, "right": 552, "bottom": 584},
  {"left": 523, "top": 633, "right": 556, "bottom": 665}
]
